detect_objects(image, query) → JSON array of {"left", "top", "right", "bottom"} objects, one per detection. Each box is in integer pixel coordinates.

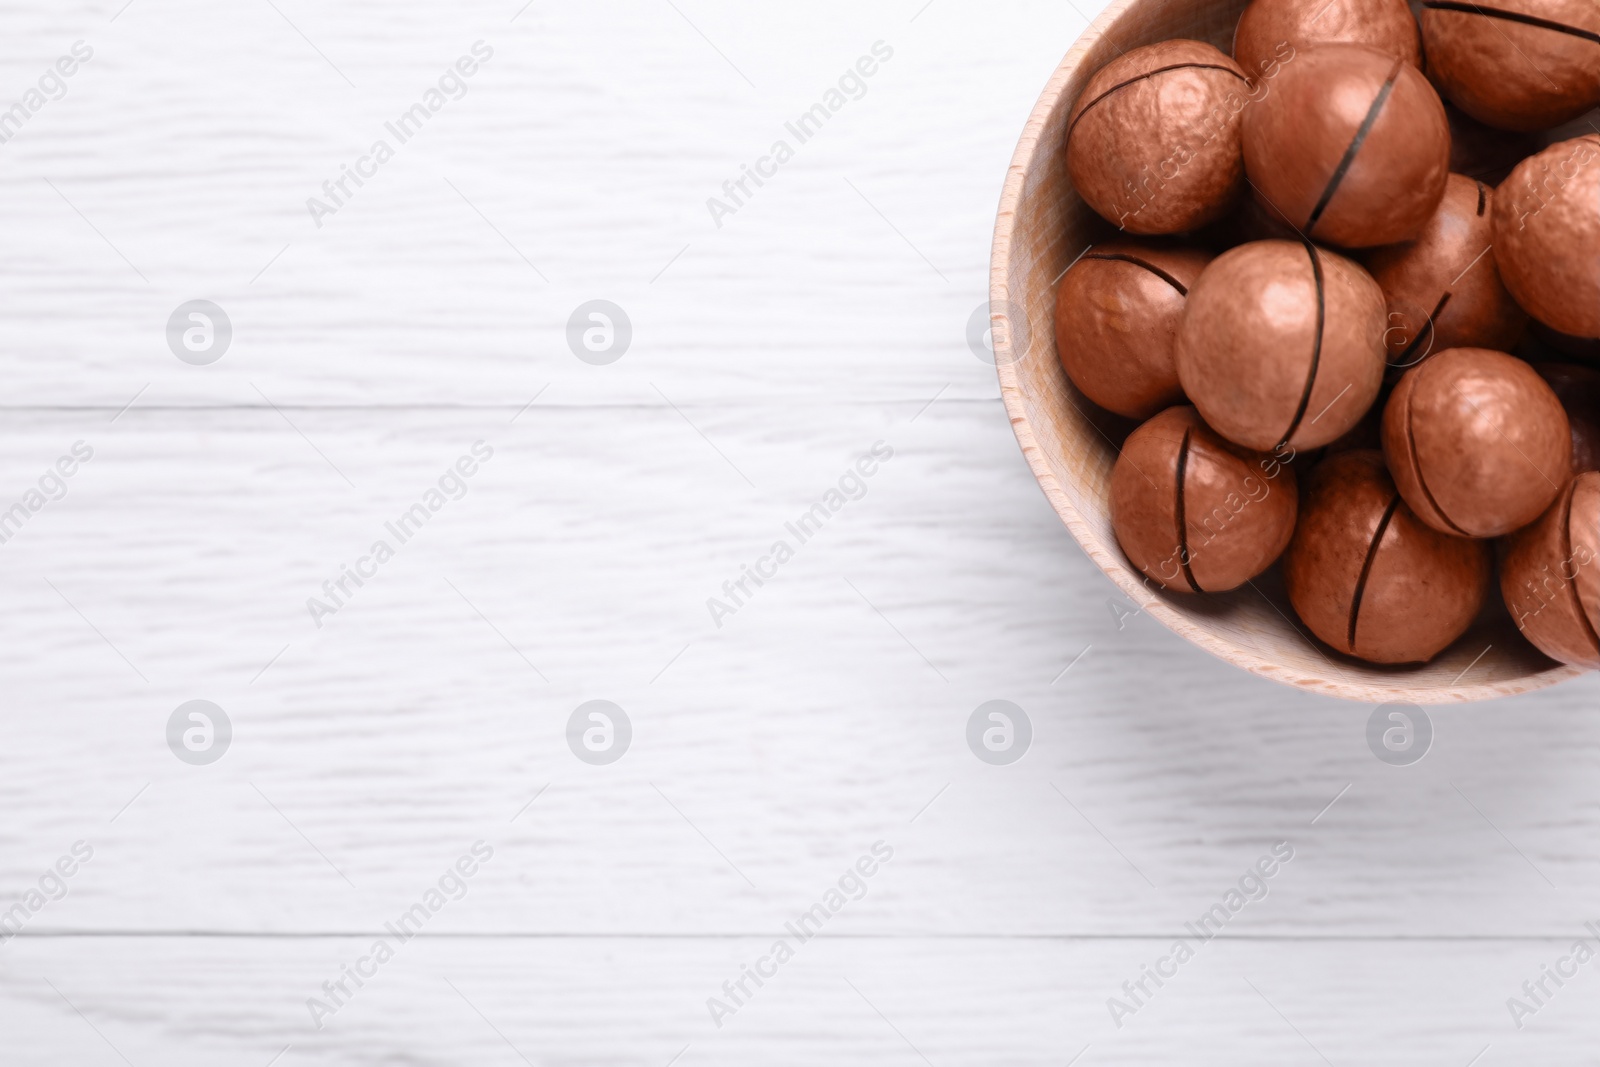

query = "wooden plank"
[
  {"left": 1, "top": 935, "right": 1595, "bottom": 1065},
  {"left": 0, "top": 407, "right": 1595, "bottom": 939},
  {"left": 0, "top": 0, "right": 1090, "bottom": 406}
]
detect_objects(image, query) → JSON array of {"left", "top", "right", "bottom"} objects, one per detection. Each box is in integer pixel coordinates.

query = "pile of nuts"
[{"left": 1057, "top": 0, "right": 1600, "bottom": 667}]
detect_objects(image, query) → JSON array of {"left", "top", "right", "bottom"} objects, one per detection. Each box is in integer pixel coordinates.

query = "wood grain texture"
[
  {"left": 0, "top": 0, "right": 1015, "bottom": 408},
  {"left": 4, "top": 936, "right": 1600, "bottom": 1066},
  {"left": 2, "top": 0, "right": 1599, "bottom": 1063}
]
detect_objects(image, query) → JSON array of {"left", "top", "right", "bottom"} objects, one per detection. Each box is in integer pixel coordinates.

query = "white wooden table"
[{"left": 2, "top": 1, "right": 1598, "bottom": 1064}]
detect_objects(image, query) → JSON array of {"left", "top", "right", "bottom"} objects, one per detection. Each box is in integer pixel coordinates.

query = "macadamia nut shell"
[
  {"left": 1421, "top": 0, "right": 1600, "bottom": 131},
  {"left": 1284, "top": 450, "right": 1490, "bottom": 663},
  {"left": 1067, "top": 40, "right": 1250, "bottom": 234},
  {"left": 1364, "top": 173, "right": 1527, "bottom": 371},
  {"left": 1499, "top": 474, "right": 1600, "bottom": 668},
  {"left": 1176, "top": 239, "right": 1387, "bottom": 451},
  {"left": 1110, "top": 406, "right": 1298, "bottom": 592},
  {"left": 1492, "top": 137, "right": 1600, "bottom": 340},
  {"left": 1383, "top": 347, "right": 1572, "bottom": 538},
  {"left": 1233, "top": 0, "right": 1420, "bottom": 81},
  {"left": 1241, "top": 43, "right": 1449, "bottom": 247},
  {"left": 1054, "top": 240, "right": 1213, "bottom": 419}
]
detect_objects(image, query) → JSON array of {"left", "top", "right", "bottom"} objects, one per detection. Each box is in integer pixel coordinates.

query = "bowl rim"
[{"left": 987, "top": 1, "right": 1588, "bottom": 704}]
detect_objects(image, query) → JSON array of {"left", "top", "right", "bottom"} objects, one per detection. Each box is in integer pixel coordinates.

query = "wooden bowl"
[{"left": 989, "top": 0, "right": 1587, "bottom": 703}]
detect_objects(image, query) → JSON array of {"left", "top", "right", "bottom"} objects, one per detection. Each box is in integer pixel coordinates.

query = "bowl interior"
[{"left": 990, "top": 0, "right": 1586, "bottom": 703}]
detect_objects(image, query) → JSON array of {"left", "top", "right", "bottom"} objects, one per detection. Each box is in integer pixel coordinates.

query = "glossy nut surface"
[
  {"left": 1382, "top": 347, "right": 1572, "bottom": 537},
  {"left": 1233, "top": 0, "right": 1420, "bottom": 80},
  {"left": 1241, "top": 43, "right": 1449, "bottom": 248},
  {"left": 1054, "top": 239, "right": 1213, "bottom": 419},
  {"left": 1066, "top": 40, "right": 1250, "bottom": 234},
  {"left": 1492, "top": 137, "right": 1600, "bottom": 339},
  {"left": 1284, "top": 450, "right": 1490, "bottom": 663},
  {"left": 1175, "top": 239, "right": 1387, "bottom": 450},
  {"left": 1498, "top": 473, "right": 1600, "bottom": 667},
  {"left": 1364, "top": 173, "right": 1526, "bottom": 372},
  {"left": 1535, "top": 363, "right": 1600, "bottom": 475},
  {"left": 1421, "top": 0, "right": 1600, "bottom": 131},
  {"left": 1109, "top": 406, "right": 1298, "bottom": 592}
]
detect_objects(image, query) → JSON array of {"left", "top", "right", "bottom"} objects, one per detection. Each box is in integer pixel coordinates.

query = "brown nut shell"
[
  {"left": 1241, "top": 43, "right": 1449, "bottom": 247},
  {"left": 1054, "top": 240, "right": 1214, "bottom": 419},
  {"left": 1284, "top": 450, "right": 1490, "bottom": 663},
  {"left": 1233, "top": 0, "right": 1421, "bottom": 80},
  {"left": 1175, "top": 239, "right": 1387, "bottom": 451},
  {"left": 1498, "top": 474, "right": 1600, "bottom": 667},
  {"left": 1109, "top": 406, "right": 1298, "bottom": 592},
  {"left": 1383, "top": 347, "right": 1572, "bottom": 538},
  {"left": 1421, "top": 0, "right": 1600, "bottom": 131},
  {"left": 1363, "top": 174, "right": 1527, "bottom": 372},
  {"left": 1534, "top": 363, "right": 1600, "bottom": 475},
  {"left": 1066, "top": 40, "right": 1250, "bottom": 234},
  {"left": 1574, "top": 475, "right": 1600, "bottom": 635},
  {"left": 1492, "top": 137, "right": 1600, "bottom": 339}
]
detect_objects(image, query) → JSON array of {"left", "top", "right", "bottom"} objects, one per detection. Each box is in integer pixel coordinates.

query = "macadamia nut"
[
  {"left": 1492, "top": 136, "right": 1600, "bottom": 339},
  {"left": 1055, "top": 239, "right": 1213, "bottom": 419},
  {"left": 1284, "top": 450, "right": 1490, "bottom": 663},
  {"left": 1499, "top": 473, "right": 1600, "bottom": 667},
  {"left": 1241, "top": 43, "right": 1449, "bottom": 247},
  {"left": 1176, "top": 239, "right": 1387, "bottom": 450},
  {"left": 1364, "top": 173, "right": 1526, "bottom": 371},
  {"left": 1067, "top": 40, "right": 1250, "bottom": 234},
  {"left": 1422, "top": 0, "right": 1600, "bottom": 131},
  {"left": 1382, "top": 348, "right": 1571, "bottom": 537},
  {"left": 1110, "top": 406, "right": 1299, "bottom": 592},
  {"left": 1233, "top": 0, "right": 1419, "bottom": 81}
]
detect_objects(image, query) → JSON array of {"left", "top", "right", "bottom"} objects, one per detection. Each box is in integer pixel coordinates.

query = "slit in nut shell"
[
  {"left": 1362, "top": 173, "right": 1527, "bottom": 375},
  {"left": 1240, "top": 43, "right": 1450, "bottom": 248},
  {"left": 1054, "top": 238, "right": 1213, "bottom": 420},
  {"left": 1498, "top": 473, "right": 1600, "bottom": 668},
  {"left": 1109, "top": 406, "right": 1298, "bottom": 593},
  {"left": 1174, "top": 239, "right": 1387, "bottom": 452},
  {"left": 1284, "top": 450, "right": 1490, "bottom": 664},
  {"left": 1420, "top": 0, "right": 1600, "bottom": 131},
  {"left": 1066, "top": 40, "right": 1250, "bottom": 235},
  {"left": 1382, "top": 348, "right": 1571, "bottom": 538}
]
